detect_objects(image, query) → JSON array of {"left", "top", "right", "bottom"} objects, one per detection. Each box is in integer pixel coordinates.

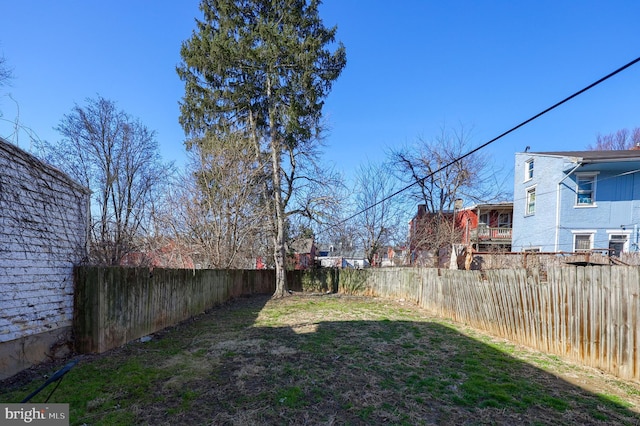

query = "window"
[
  {"left": 498, "top": 213, "right": 512, "bottom": 228},
  {"left": 524, "top": 159, "right": 534, "bottom": 181},
  {"left": 574, "top": 234, "right": 592, "bottom": 252},
  {"left": 608, "top": 233, "right": 630, "bottom": 257},
  {"left": 525, "top": 187, "right": 536, "bottom": 215},
  {"left": 576, "top": 174, "right": 596, "bottom": 206},
  {"left": 478, "top": 213, "right": 489, "bottom": 226},
  {"left": 523, "top": 247, "right": 541, "bottom": 253}
]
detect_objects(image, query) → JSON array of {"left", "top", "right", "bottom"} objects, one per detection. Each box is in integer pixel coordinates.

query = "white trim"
[
  {"left": 571, "top": 230, "right": 596, "bottom": 252},
  {"left": 574, "top": 173, "right": 598, "bottom": 207},
  {"left": 524, "top": 158, "right": 534, "bottom": 182},
  {"left": 525, "top": 185, "right": 536, "bottom": 216},
  {"left": 606, "top": 230, "right": 632, "bottom": 253},
  {"left": 606, "top": 230, "right": 632, "bottom": 235}
]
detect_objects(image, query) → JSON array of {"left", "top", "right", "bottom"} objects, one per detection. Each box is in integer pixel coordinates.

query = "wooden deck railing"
[{"left": 473, "top": 226, "right": 512, "bottom": 240}]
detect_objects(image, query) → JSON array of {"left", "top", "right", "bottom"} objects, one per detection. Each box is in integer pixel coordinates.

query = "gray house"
[
  {"left": 512, "top": 150, "right": 640, "bottom": 255},
  {"left": 0, "top": 137, "right": 90, "bottom": 379}
]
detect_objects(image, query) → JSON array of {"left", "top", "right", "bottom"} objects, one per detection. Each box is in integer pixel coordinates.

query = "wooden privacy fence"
[
  {"left": 73, "top": 267, "right": 275, "bottom": 353},
  {"left": 73, "top": 265, "right": 639, "bottom": 382},
  {"left": 339, "top": 266, "right": 640, "bottom": 382}
]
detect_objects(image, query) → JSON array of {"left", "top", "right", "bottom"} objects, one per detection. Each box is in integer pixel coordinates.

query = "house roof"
[
  {"left": 288, "top": 237, "right": 315, "bottom": 254},
  {"left": 462, "top": 202, "right": 513, "bottom": 211},
  {"left": 524, "top": 150, "right": 640, "bottom": 163}
]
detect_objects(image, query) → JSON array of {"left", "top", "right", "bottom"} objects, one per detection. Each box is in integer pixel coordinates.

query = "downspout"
[{"left": 554, "top": 162, "right": 583, "bottom": 252}]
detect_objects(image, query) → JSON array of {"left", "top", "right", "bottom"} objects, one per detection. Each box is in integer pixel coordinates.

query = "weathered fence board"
[
  {"left": 73, "top": 265, "right": 640, "bottom": 383},
  {"left": 344, "top": 265, "right": 640, "bottom": 382},
  {"left": 74, "top": 267, "right": 275, "bottom": 353}
]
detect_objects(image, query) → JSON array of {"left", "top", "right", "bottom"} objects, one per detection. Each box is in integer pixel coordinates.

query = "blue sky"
[{"left": 1, "top": 1, "right": 640, "bottom": 199}]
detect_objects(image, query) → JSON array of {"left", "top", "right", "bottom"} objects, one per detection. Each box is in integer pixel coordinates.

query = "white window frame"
[
  {"left": 478, "top": 213, "right": 489, "bottom": 226},
  {"left": 575, "top": 173, "right": 598, "bottom": 207},
  {"left": 571, "top": 230, "right": 596, "bottom": 252},
  {"left": 606, "top": 230, "right": 631, "bottom": 254},
  {"left": 525, "top": 186, "right": 536, "bottom": 216},
  {"left": 524, "top": 159, "right": 534, "bottom": 182}
]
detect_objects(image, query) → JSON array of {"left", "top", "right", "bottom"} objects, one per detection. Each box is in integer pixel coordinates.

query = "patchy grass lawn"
[{"left": 2, "top": 294, "right": 640, "bottom": 425}]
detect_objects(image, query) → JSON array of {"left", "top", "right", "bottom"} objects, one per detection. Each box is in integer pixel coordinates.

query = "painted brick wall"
[
  {"left": 0, "top": 137, "right": 89, "bottom": 347},
  {"left": 512, "top": 152, "right": 566, "bottom": 251}
]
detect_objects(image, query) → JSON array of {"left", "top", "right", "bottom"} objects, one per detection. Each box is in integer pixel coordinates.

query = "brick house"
[
  {"left": 287, "top": 237, "right": 316, "bottom": 270},
  {"left": 456, "top": 202, "right": 513, "bottom": 251}
]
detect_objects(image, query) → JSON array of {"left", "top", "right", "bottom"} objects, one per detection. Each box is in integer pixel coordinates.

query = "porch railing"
[{"left": 472, "top": 226, "right": 512, "bottom": 241}]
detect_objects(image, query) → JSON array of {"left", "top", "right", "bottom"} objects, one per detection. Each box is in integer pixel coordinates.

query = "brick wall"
[{"left": 0, "top": 137, "right": 89, "bottom": 379}]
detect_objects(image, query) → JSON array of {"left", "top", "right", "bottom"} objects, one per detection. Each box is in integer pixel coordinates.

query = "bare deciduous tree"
[
  {"left": 0, "top": 54, "right": 12, "bottom": 88},
  {"left": 390, "top": 125, "right": 503, "bottom": 264},
  {"left": 163, "top": 131, "right": 271, "bottom": 269},
  {"left": 408, "top": 205, "right": 462, "bottom": 267},
  {"left": 39, "top": 96, "right": 171, "bottom": 265},
  {"left": 352, "top": 160, "right": 406, "bottom": 266},
  {"left": 0, "top": 54, "right": 14, "bottom": 122},
  {"left": 588, "top": 127, "right": 640, "bottom": 150}
]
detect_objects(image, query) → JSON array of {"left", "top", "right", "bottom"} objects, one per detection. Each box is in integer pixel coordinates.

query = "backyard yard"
[{"left": 2, "top": 294, "right": 640, "bottom": 425}]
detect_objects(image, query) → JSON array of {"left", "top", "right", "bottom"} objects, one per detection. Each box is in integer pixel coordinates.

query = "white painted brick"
[{"left": 0, "top": 138, "right": 89, "bottom": 343}]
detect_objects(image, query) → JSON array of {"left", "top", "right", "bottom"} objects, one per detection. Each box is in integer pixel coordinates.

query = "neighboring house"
[
  {"left": 288, "top": 237, "right": 316, "bottom": 270},
  {"left": 410, "top": 203, "right": 503, "bottom": 264},
  {"left": 512, "top": 150, "right": 640, "bottom": 255},
  {"left": 316, "top": 244, "right": 342, "bottom": 268},
  {"left": 408, "top": 202, "right": 513, "bottom": 267},
  {"left": 457, "top": 203, "right": 513, "bottom": 251},
  {"left": 315, "top": 244, "right": 371, "bottom": 269},
  {"left": 341, "top": 251, "right": 370, "bottom": 269},
  {"left": 408, "top": 205, "right": 456, "bottom": 266},
  {"left": 377, "top": 246, "right": 409, "bottom": 267},
  {"left": 316, "top": 243, "right": 341, "bottom": 268},
  {"left": 0, "top": 137, "right": 90, "bottom": 379}
]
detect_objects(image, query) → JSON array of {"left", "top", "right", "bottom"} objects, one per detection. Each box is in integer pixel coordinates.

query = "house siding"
[
  {"left": 0, "top": 138, "right": 89, "bottom": 379},
  {"left": 558, "top": 169, "right": 640, "bottom": 252},
  {"left": 512, "top": 153, "right": 565, "bottom": 251},
  {"left": 513, "top": 151, "right": 640, "bottom": 253}
]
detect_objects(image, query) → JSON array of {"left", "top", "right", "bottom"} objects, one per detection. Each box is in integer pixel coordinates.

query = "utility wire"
[{"left": 325, "top": 55, "right": 640, "bottom": 233}]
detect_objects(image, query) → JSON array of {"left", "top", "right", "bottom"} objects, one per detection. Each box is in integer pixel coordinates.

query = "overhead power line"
[{"left": 325, "top": 54, "right": 640, "bottom": 234}]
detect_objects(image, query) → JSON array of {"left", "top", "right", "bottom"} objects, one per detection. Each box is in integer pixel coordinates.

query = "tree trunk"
[
  {"left": 269, "top": 109, "right": 288, "bottom": 298},
  {"left": 272, "top": 173, "right": 288, "bottom": 296}
]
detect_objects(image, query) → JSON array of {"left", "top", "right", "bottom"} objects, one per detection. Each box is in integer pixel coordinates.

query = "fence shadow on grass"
[
  {"left": 133, "top": 296, "right": 640, "bottom": 425},
  {"left": 192, "top": 319, "right": 640, "bottom": 425}
]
